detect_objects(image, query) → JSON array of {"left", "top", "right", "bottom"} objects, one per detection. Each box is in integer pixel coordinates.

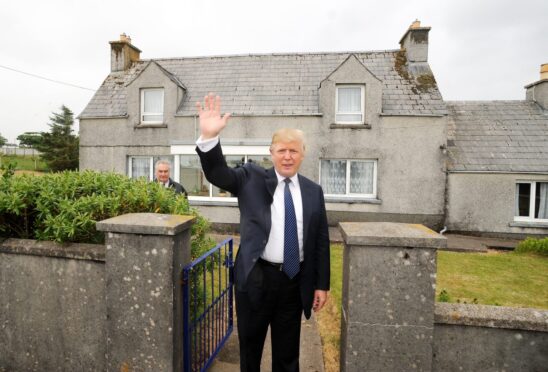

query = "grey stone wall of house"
[
  {"left": 446, "top": 172, "right": 548, "bottom": 236},
  {"left": 0, "top": 213, "right": 195, "bottom": 372},
  {"left": 80, "top": 63, "right": 447, "bottom": 231},
  {"left": 433, "top": 303, "right": 548, "bottom": 371},
  {"left": 0, "top": 239, "right": 106, "bottom": 372},
  {"left": 338, "top": 222, "right": 446, "bottom": 372}
]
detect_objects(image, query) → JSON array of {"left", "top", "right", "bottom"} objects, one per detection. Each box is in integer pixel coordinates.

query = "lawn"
[
  {"left": 0, "top": 154, "right": 48, "bottom": 172},
  {"left": 316, "top": 245, "right": 548, "bottom": 372}
]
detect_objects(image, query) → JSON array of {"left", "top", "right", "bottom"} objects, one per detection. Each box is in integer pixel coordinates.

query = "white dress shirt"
[{"left": 196, "top": 135, "right": 304, "bottom": 263}]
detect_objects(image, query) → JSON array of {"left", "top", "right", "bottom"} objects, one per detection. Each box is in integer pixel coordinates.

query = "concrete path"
[{"left": 208, "top": 313, "right": 324, "bottom": 372}]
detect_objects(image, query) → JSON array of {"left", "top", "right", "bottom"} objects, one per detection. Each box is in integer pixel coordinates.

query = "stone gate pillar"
[
  {"left": 97, "top": 213, "right": 195, "bottom": 372},
  {"left": 339, "top": 222, "right": 446, "bottom": 372}
]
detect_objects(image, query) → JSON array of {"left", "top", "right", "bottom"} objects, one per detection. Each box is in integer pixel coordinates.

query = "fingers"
[
  {"left": 195, "top": 101, "right": 203, "bottom": 115},
  {"left": 222, "top": 112, "right": 231, "bottom": 126},
  {"left": 313, "top": 290, "right": 328, "bottom": 312}
]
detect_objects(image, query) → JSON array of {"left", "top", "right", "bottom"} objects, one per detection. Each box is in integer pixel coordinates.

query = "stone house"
[
  {"left": 78, "top": 22, "right": 548, "bottom": 237},
  {"left": 445, "top": 66, "right": 548, "bottom": 237}
]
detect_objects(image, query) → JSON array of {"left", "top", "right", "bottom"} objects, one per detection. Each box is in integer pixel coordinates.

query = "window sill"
[
  {"left": 509, "top": 221, "right": 548, "bottom": 229},
  {"left": 136, "top": 123, "right": 167, "bottom": 128},
  {"left": 324, "top": 196, "right": 381, "bottom": 204},
  {"left": 330, "top": 123, "right": 371, "bottom": 129},
  {"left": 189, "top": 198, "right": 239, "bottom": 207}
]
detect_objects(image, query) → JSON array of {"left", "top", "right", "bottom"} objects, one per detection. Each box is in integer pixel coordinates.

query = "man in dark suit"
[
  {"left": 154, "top": 159, "right": 187, "bottom": 196},
  {"left": 195, "top": 94, "right": 330, "bottom": 372}
]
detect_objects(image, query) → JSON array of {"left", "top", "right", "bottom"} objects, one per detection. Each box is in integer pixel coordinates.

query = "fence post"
[
  {"left": 338, "top": 222, "right": 446, "bottom": 372},
  {"left": 97, "top": 213, "right": 195, "bottom": 372}
]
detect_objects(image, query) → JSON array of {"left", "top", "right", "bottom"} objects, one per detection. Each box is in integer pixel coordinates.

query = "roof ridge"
[{"left": 144, "top": 49, "right": 400, "bottom": 61}]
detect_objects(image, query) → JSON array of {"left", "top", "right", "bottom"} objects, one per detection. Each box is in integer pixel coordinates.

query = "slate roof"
[
  {"left": 446, "top": 100, "right": 548, "bottom": 173},
  {"left": 79, "top": 50, "right": 446, "bottom": 118}
]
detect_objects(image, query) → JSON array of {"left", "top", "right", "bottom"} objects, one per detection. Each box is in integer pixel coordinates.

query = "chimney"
[
  {"left": 109, "top": 33, "right": 141, "bottom": 72},
  {"left": 399, "top": 20, "right": 431, "bottom": 63},
  {"left": 525, "top": 63, "right": 548, "bottom": 110}
]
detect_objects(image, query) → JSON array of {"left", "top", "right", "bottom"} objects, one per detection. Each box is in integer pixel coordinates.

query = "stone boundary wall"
[
  {"left": 433, "top": 303, "right": 548, "bottom": 371},
  {"left": 0, "top": 238, "right": 106, "bottom": 372},
  {"left": 339, "top": 222, "right": 548, "bottom": 372}
]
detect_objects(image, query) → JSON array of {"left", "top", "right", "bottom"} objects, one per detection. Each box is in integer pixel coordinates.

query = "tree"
[
  {"left": 34, "top": 105, "right": 79, "bottom": 171},
  {"left": 17, "top": 132, "right": 43, "bottom": 148},
  {"left": 0, "top": 133, "right": 6, "bottom": 147}
]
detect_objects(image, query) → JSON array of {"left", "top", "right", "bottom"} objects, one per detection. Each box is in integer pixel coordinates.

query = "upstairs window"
[
  {"left": 336, "top": 85, "right": 364, "bottom": 124},
  {"left": 320, "top": 159, "right": 377, "bottom": 198},
  {"left": 515, "top": 181, "right": 548, "bottom": 222},
  {"left": 141, "top": 88, "right": 164, "bottom": 124}
]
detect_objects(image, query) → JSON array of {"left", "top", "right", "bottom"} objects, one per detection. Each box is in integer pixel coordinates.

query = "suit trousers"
[{"left": 236, "top": 259, "right": 303, "bottom": 372}]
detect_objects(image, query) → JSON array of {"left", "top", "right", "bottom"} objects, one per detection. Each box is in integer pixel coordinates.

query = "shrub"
[
  {"left": 0, "top": 170, "right": 213, "bottom": 260},
  {"left": 515, "top": 237, "right": 548, "bottom": 257}
]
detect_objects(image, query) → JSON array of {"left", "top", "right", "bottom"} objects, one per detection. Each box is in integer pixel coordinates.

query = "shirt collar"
[{"left": 274, "top": 170, "right": 299, "bottom": 187}]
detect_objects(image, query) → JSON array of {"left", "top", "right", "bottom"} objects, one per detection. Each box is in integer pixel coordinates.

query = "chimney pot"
[
  {"left": 541, "top": 63, "right": 548, "bottom": 80},
  {"left": 410, "top": 20, "right": 421, "bottom": 29},
  {"left": 525, "top": 63, "right": 548, "bottom": 109}
]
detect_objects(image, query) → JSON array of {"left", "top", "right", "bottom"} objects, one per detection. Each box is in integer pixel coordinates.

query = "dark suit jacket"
[
  {"left": 196, "top": 142, "right": 330, "bottom": 319},
  {"left": 167, "top": 178, "right": 187, "bottom": 196},
  {"left": 155, "top": 178, "right": 187, "bottom": 196}
]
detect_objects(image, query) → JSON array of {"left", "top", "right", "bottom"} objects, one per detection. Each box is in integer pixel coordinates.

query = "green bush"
[
  {"left": 0, "top": 170, "right": 213, "bottom": 260},
  {"left": 515, "top": 237, "right": 548, "bottom": 256}
]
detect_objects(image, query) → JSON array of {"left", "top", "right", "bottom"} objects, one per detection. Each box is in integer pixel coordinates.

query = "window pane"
[
  {"left": 142, "top": 114, "right": 163, "bottom": 122},
  {"left": 248, "top": 155, "right": 273, "bottom": 169},
  {"left": 335, "top": 113, "right": 362, "bottom": 122},
  {"left": 535, "top": 182, "right": 548, "bottom": 219},
  {"left": 350, "top": 161, "right": 374, "bottom": 194},
  {"left": 180, "top": 155, "right": 209, "bottom": 196},
  {"left": 321, "top": 160, "right": 347, "bottom": 194},
  {"left": 131, "top": 157, "right": 150, "bottom": 180},
  {"left": 338, "top": 87, "right": 361, "bottom": 113},
  {"left": 516, "top": 183, "right": 531, "bottom": 217},
  {"left": 144, "top": 90, "right": 163, "bottom": 113}
]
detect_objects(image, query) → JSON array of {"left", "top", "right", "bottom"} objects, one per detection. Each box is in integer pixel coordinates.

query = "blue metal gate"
[{"left": 182, "top": 238, "right": 234, "bottom": 372}]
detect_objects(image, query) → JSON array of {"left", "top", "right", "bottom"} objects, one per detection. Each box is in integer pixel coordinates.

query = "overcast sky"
[{"left": 0, "top": 0, "right": 546, "bottom": 143}]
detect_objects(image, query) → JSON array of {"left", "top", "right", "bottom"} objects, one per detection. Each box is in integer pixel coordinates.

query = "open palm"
[{"left": 195, "top": 93, "right": 231, "bottom": 139}]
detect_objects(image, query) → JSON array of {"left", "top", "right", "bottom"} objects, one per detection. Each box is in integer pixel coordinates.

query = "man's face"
[
  {"left": 155, "top": 164, "right": 170, "bottom": 183},
  {"left": 270, "top": 140, "right": 305, "bottom": 178}
]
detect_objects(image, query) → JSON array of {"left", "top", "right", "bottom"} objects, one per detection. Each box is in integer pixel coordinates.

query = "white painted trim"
[
  {"left": 335, "top": 85, "right": 365, "bottom": 124},
  {"left": 140, "top": 88, "right": 164, "bottom": 124}
]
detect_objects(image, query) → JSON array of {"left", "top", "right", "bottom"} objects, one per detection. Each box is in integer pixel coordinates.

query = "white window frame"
[
  {"left": 128, "top": 156, "right": 154, "bottom": 180},
  {"left": 335, "top": 85, "right": 365, "bottom": 124},
  {"left": 127, "top": 155, "right": 174, "bottom": 181},
  {"left": 140, "top": 88, "right": 164, "bottom": 124},
  {"left": 319, "top": 159, "right": 377, "bottom": 198},
  {"left": 514, "top": 181, "right": 548, "bottom": 223},
  {"left": 172, "top": 144, "right": 271, "bottom": 202}
]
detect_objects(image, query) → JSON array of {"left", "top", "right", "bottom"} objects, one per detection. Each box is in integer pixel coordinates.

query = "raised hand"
[{"left": 195, "top": 93, "right": 231, "bottom": 139}]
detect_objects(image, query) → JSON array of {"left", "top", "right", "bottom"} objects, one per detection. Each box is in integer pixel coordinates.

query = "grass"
[
  {"left": 316, "top": 244, "right": 344, "bottom": 372},
  {"left": 436, "top": 250, "right": 548, "bottom": 308},
  {"left": 316, "top": 245, "right": 548, "bottom": 372},
  {"left": 0, "top": 154, "right": 48, "bottom": 172}
]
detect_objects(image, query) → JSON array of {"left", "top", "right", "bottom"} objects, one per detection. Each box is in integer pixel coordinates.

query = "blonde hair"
[{"left": 270, "top": 128, "right": 305, "bottom": 151}]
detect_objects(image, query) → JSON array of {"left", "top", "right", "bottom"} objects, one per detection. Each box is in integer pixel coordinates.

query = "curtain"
[
  {"left": 338, "top": 87, "right": 361, "bottom": 113},
  {"left": 321, "top": 160, "right": 346, "bottom": 194},
  {"left": 537, "top": 182, "right": 548, "bottom": 219},
  {"left": 131, "top": 158, "right": 150, "bottom": 179},
  {"left": 144, "top": 90, "right": 163, "bottom": 113},
  {"left": 350, "top": 161, "right": 374, "bottom": 194}
]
